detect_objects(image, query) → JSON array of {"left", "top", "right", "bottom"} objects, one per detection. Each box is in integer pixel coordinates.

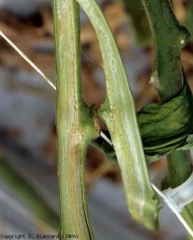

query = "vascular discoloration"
[
  {"left": 77, "top": 0, "right": 158, "bottom": 230},
  {"left": 53, "top": 1, "right": 97, "bottom": 239}
]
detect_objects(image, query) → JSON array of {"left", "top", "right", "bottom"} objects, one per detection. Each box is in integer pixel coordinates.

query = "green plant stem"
[
  {"left": 76, "top": 0, "right": 158, "bottom": 230},
  {"left": 141, "top": 0, "right": 190, "bottom": 103},
  {"left": 167, "top": 151, "right": 192, "bottom": 188},
  {"left": 141, "top": 0, "right": 193, "bottom": 237},
  {"left": 167, "top": 151, "right": 193, "bottom": 240},
  {"left": 53, "top": 1, "right": 97, "bottom": 239}
]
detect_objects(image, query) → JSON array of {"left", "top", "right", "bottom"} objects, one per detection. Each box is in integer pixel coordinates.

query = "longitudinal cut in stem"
[
  {"left": 76, "top": 0, "right": 158, "bottom": 230},
  {"left": 53, "top": 1, "right": 97, "bottom": 239}
]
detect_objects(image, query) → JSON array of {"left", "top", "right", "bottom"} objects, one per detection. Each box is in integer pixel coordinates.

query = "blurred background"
[{"left": 0, "top": 0, "right": 193, "bottom": 239}]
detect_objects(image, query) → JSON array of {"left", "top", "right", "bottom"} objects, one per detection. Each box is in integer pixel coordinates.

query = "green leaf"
[{"left": 138, "top": 81, "right": 193, "bottom": 157}]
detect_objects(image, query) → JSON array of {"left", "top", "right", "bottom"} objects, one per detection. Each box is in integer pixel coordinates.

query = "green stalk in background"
[
  {"left": 184, "top": 1, "right": 193, "bottom": 37},
  {"left": 0, "top": 158, "right": 59, "bottom": 230},
  {"left": 119, "top": 0, "right": 151, "bottom": 45},
  {"left": 141, "top": 0, "right": 193, "bottom": 237},
  {"left": 53, "top": 1, "right": 98, "bottom": 239},
  {"left": 76, "top": 0, "right": 158, "bottom": 230}
]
